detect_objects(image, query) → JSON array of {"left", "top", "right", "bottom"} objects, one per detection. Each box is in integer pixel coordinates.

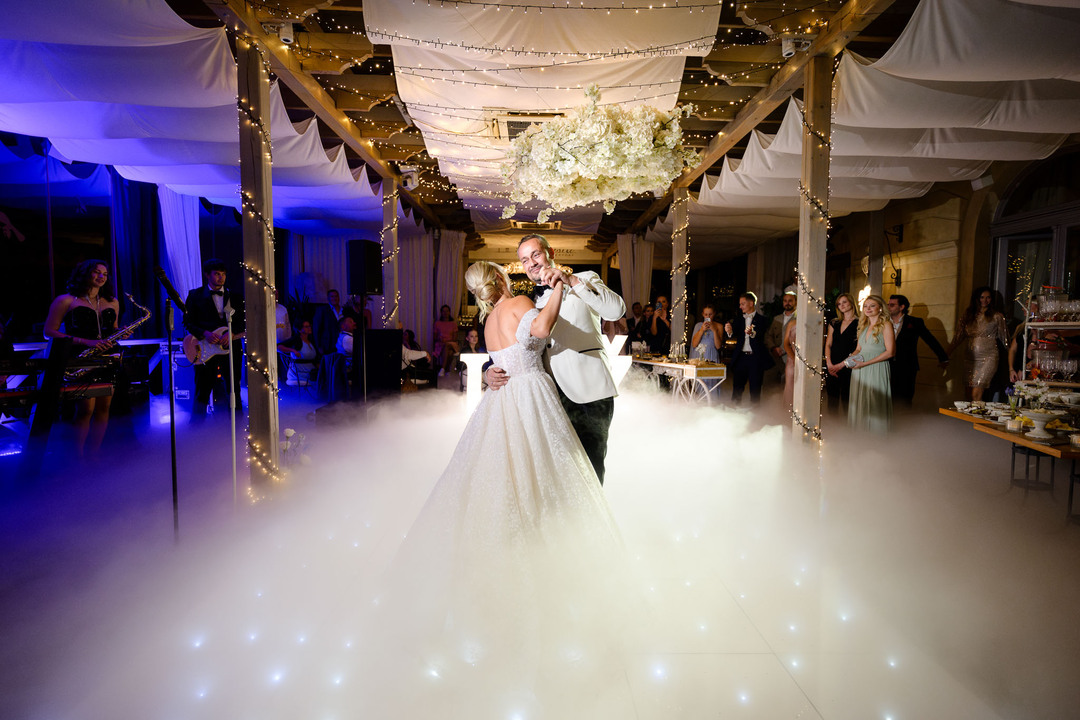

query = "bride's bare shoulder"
[{"left": 504, "top": 295, "right": 534, "bottom": 315}]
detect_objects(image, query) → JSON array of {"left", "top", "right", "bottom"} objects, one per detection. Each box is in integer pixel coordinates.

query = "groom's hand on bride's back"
[{"left": 485, "top": 366, "right": 509, "bottom": 390}]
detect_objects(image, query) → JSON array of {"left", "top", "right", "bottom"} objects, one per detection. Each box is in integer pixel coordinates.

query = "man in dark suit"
[
  {"left": 312, "top": 289, "right": 357, "bottom": 356},
  {"left": 887, "top": 294, "right": 949, "bottom": 405},
  {"left": 183, "top": 259, "right": 244, "bottom": 421},
  {"left": 724, "top": 292, "right": 774, "bottom": 404}
]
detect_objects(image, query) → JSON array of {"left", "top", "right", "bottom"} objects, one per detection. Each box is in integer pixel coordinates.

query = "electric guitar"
[{"left": 182, "top": 327, "right": 245, "bottom": 365}]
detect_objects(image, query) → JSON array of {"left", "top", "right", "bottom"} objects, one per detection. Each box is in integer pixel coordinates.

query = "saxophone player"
[{"left": 43, "top": 259, "right": 123, "bottom": 458}]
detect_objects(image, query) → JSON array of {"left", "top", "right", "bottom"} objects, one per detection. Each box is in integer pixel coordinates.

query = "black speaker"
[
  {"left": 347, "top": 239, "right": 383, "bottom": 296},
  {"left": 353, "top": 328, "right": 402, "bottom": 400}
]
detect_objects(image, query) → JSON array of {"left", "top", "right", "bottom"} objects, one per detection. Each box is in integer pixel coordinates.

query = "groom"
[{"left": 485, "top": 233, "right": 626, "bottom": 484}]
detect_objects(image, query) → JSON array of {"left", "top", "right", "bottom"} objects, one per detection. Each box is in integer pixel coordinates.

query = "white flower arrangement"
[
  {"left": 280, "top": 427, "right": 310, "bottom": 467},
  {"left": 1014, "top": 379, "right": 1050, "bottom": 409},
  {"left": 500, "top": 85, "right": 697, "bottom": 222}
]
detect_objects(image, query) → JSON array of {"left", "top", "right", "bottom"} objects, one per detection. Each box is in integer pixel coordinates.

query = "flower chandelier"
[{"left": 501, "top": 85, "right": 697, "bottom": 223}]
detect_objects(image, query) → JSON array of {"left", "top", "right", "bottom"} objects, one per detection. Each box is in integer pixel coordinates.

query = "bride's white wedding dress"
[
  {"left": 54, "top": 308, "right": 637, "bottom": 720},
  {"left": 365, "top": 307, "right": 633, "bottom": 716}
]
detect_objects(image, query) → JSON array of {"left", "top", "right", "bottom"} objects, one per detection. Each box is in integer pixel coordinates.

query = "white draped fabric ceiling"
[
  {"left": 363, "top": 0, "right": 722, "bottom": 244},
  {"left": 0, "top": 0, "right": 424, "bottom": 239},
  {"left": 648, "top": 0, "right": 1080, "bottom": 263}
]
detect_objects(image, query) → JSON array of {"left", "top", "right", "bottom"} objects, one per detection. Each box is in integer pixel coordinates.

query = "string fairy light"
[
  {"left": 667, "top": 191, "right": 691, "bottom": 356},
  {"left": 363, "top": 28, "right": 716, "bottom": 60}
]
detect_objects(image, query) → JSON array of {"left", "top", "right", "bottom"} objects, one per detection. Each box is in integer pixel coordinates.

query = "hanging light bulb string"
[{"left": 791, "top": 408, "right": 823, "bottom": 443}]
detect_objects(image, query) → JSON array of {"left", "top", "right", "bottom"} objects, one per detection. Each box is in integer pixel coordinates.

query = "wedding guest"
[
  {"left": 279, "top": 319, "right": 319, "bottom": 387},
  {"left": 783, "top": 310, "right": 797, "bottom": 409},
  {"left": 691, "top": 304, "right": 722, "bottom": 362},
  {"left": 650, "top": 296, "right": 671, "bottom": 354},
  {"left": 632, "top": 304, "right": 655, "bottom": 349},
  {"left": 274, "top": 288, "right": 291, "bottom": 343},
  {"left": 947, "top": 286, "right": 1008, "bottom": 402},
  {"left": 825, "top": 293, "right": 859, "bottom": 413},
  {"left": 43, "top": 259, "right": 123, "bottom": 456},
  {"left": 847, "top": 295, "right": 895, "bottom": 433},
  {"left": 456, "top": 327, "right": 488, "bottom": 391},
  {"left": 314, "top": 289, "right": 352, "bottom": 355},
  {"left": 766, "top": 290, "right": 796, "bottom": 381},
  {"left": 433, "top": 304, "right": 460, "bottom": 376},
  {"left": 724, "top": 292, "right": 772, "bottom": 404},
  {"left": 887, "top": 294, "right": 949, "bottom": 406},
  {"left": 336, "top": 315, "right": 356, "bottom": 363},
  {"left": 626, "top": 302, "right": 644, "bottom": 337},
  {"left": 691, "top": 303, "right": 723, "bottom": 396}
]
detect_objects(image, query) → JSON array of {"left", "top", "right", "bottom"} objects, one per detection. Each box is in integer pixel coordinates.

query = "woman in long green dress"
[{"left": 847, "top": 294, "right": 896, "bottom": 432}]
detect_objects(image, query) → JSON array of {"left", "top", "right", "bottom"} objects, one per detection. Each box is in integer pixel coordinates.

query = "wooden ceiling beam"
[
  {"left": 627, "top": 0, "right": 899, "bottom": 233},
  {"left": 210, "top": 0, "right": 443, "bottom": 229}
]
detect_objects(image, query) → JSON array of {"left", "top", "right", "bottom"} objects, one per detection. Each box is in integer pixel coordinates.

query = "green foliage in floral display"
[{"left": 501, "top": 85, "right": 698, "bottom": 223}]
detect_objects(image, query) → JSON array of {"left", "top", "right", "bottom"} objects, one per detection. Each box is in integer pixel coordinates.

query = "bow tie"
[
  {"left": 531, "top": 284, "right": 550, "bottom": 300},
  {"left": 210, "top": 290, "right": 224, "bottom": 296}
]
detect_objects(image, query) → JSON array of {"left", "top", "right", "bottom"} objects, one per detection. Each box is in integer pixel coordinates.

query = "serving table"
[
  {"left": 937, "top": 408, "right": 997, "bottom": 424},
  {"left": 939, "top": 406, "right": 1080, "bottom": 524},
  {"left": 632, "top": 357, "right": 727, "bottom": 404}
]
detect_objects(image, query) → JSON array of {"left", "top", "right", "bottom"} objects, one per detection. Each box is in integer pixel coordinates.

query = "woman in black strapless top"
[
  {"left": 825, "top": 292, "right": 859, "bottom": 412},
  {"left": 43, "top": 259, "right": 122, "bottom": 458}
]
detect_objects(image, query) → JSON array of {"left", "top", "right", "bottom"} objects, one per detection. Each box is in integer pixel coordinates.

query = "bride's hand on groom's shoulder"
[{"left": 485, "top": 366, "right": 509, "bottom": 390}]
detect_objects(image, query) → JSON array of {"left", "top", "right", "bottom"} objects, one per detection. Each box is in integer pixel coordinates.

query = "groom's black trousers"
[{"left": 556, "top": 386, "right": 615, "bottom": 485}]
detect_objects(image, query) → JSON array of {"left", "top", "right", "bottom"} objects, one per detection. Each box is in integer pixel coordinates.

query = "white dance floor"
[{"left": 1, "top": 382, "right": 1077, "bottom": 719}]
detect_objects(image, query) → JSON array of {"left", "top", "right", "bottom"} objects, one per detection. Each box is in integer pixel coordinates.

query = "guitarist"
[{"left": 184, "top": 259, "right": 244, "bottom": 421}]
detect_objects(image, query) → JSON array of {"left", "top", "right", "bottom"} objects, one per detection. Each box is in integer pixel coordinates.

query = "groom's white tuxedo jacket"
[{"left": 534, "top": 271, "right": 626, "bottom": 404}]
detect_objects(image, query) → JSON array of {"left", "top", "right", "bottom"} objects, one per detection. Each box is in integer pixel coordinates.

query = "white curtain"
[
  {"left": 399, "top": 232, "right": 435, "bottom": 350},
  {"left": 436, "top": 229, "right": 465, "bottom": 318},
  {"left": 617, "top": 233, "right": 654, "bottom": 312},
  {"left": 157, "top": 185, "right": 201, "bottom": 299}
]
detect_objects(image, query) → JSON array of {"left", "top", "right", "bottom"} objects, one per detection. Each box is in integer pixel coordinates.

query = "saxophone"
[{"left": 66, "top": 293, "right": 152, "bottom": 380}]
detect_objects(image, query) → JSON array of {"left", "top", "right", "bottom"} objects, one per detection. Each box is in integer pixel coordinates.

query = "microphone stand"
[
  {"left": 165, "top": 300, "right": 179, "bottom": 543},
  {"left": 225, "top": 300, "right": 237, "bottom": 507}
]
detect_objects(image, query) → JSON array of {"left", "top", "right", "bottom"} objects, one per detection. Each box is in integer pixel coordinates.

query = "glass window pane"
[{"left": 1002, "top": 230, "right": 1053, "bottom": 327}]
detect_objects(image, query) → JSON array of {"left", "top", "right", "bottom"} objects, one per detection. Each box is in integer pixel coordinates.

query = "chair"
[{"left": 278, "top": 351, "right": 318, "bottom": 397}]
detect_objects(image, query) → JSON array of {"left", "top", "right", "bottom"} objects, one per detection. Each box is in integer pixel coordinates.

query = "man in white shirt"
[
  {"left": 485, "top": 233, "right": 626, "bottom": 484},
  {"left": 336, "top": 315, "right": 356, "bottom": 361}
]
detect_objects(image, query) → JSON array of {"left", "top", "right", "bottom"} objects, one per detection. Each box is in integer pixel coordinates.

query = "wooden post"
[
  {"left": 671, "top": 186, "right": 690, "bottom": 355},
  {"left": 792, "top": 53, "right": 833, "bottom": 441},
  {"left": 237, "top": 38, "right": 280, "bottom": 482},
  {"left": 381, "top": 177, "right": 400, "bottom": 328}
]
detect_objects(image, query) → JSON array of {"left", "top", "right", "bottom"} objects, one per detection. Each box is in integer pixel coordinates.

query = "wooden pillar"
[
  {"left": 237, "top": 38, "right": 279, "bottom": 481},
  {"left": 792, "top": 54, "right": 833, "bottom": 440},
  {"left": 671, "top": 186, "right": 690, "bottom": 355},
  {"left": 381, "top": 177, "right": 400, "bottom": 328}
]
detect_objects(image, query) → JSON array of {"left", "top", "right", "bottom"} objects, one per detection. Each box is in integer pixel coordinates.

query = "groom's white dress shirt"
[{"left": 534, "top": 271, "right": 626, "bottom": 404}]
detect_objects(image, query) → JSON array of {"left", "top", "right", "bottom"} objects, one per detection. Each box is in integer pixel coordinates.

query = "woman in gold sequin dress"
[{"left": 948, "top": 287, "right": 1008, "bottom": 402}]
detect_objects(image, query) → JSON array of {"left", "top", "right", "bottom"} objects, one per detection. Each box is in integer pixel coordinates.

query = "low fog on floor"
[{"left": 2, "top": 377, "right": 1079, "bottom": 719}]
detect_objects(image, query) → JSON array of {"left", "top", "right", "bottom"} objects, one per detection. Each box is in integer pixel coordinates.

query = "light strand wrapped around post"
[{"left": 236, "top": 34, "right": 282, "bottom": 486}]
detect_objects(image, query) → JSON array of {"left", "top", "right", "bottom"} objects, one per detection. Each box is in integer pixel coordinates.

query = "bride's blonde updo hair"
[{"left": 465, "top": 261, "right": 511, "bottom": 321}]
